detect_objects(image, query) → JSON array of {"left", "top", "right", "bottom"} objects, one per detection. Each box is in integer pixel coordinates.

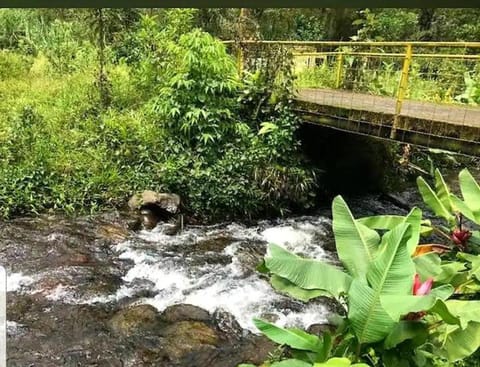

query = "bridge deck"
[{"left": 296, "top": 88, "right": 480, "bottom": 128}]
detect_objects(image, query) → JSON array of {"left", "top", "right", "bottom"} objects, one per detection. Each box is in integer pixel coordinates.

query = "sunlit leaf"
[
  {"left": 417, "top": 176, "right": 455, "bottom": 224},
  {"left": 265, "top": 244, "right": 351, "bottom": 298},
  {"left": 253, "top": 318, "right": 321, "bottom": 352},
  {"left": 332, "top": 195, "right": 380, "bottom": 281}
]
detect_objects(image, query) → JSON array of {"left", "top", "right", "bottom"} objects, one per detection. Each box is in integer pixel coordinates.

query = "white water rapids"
[{"left": 7, "top": 216, "right": 337, "bottom": 333}]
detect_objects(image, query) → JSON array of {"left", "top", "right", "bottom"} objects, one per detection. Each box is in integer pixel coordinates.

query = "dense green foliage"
[
  {"left": 250, "top": 169, "right": 480, "bottom": 366},
  {"left": 194, "top": 8, "right": 480, "bottom": 42},
  {"left": 0, "top": 9, "right": 316, "bottom": 220},
  {"left": 1, "top": 8, "right": 479, "bottom": 218}
]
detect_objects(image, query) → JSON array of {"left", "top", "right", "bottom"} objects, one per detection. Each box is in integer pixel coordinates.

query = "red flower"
[
  {"left": 451, "top": 228, "right": 472, "bottom": 248},
  {"left": 405, "top": 274, "right": 434, "bottom": 321},
  {"left": 412, "top": 274, "right": 433, "bottom": 296}
]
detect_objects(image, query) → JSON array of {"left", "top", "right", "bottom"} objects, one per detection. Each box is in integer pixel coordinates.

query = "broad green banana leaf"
[
  {"left": 456, "top": 279, "right": 480, "bottom": 294},
  {"left": 358, "top": 208, "right": 422, "bottom": 255},
  {"left": 434, "top": 168, "right": 453, "bottom": 212},
  {"left": 417, "top": 176, "right": 455, "bottom": 225},
  {"left": 271, "top": 360, "right": 312, "bottom": 367},
  {"left": 442, "top": 322, "right": 480, "bottom": 362},
  {"left": 380, "top": 285, "right": 458, "bottom": 324},
  {"left": 357, "top": 215, "right": 404, "bottom": 230},
  {"left": 450, "top": 194, "right": 477, "bottom": 224},
  {"left": 457, "top": 252, "right": 480, "bottom": 280},
  {"left": 404, "top": 208, "right": 422, "bottom": 255},
  {"left": 470, "top": 231, "right": 480, "bottom": 246},
  {"left": 357, "top": 214, "right": 432, "bottom": 237},
  {"left": 444, "top": 300, "right": 480, "bottom": 327},
  {"left": 265, "top": 244, "right": 352, "bottom": 298},
  {"left": 332, "top": 195, "right": 380, "bottom": 281},
  {"left": 253, "top": 319, "right": 321, "bottom": 352},
  {"left": 435, "top": 261, "right": 469, "bottom": 286},
  {"left": 314, "top": 357, "right": 369, "bottom": 366},
  {"left": 413, "top": 252, "right": 442, "bottom": 279},
  {"left": 271, "top": 275, "right": 330, "bottom": 302},
  {"left": 458, "top": 168, "right": 480, "bottom": 223},
  {"left": 348, "top": 223, "right": 416, "bottom": 344},
  {"left": 384, "top": 320, "right": 429, "bottom": 349},
  {"left": 348, "top": 279, "right": 395, "bottom": 344},
  {"left": 367, "top": 223, "right": 415, "bottom": 295}
]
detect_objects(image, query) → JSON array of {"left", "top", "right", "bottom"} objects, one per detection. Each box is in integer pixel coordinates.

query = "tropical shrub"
[
  {"left": 251, "top": 185, "right": 480, "bottom": 366},
  {"left": 0, "top": 18, "right": 316, "bottom": 220},
  {"left": 416, "top": 168, "right": 480, "bottom": 252}
]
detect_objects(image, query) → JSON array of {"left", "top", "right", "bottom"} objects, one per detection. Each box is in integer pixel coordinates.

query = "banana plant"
[
  {"left": 256, "top": 196, "right": 459, "bottom": 365},
  {"left": 449, "top": 169, "right": 480, "bottom": 247},
  {"left": 417, "top": 168, "right": 456, "bottom": 227},
  {"left": 416, "top": 168, "right": 480, "bottom": 253}
]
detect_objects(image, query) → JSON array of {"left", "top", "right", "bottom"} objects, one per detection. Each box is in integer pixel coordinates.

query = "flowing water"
[{"left": 0, "top": 189, "right": 432, "bottom": 366}]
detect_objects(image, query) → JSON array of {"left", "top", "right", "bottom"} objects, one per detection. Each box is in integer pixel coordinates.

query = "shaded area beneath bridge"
[
  {"left": 294, "top": 88, "right": 480, "bottom": 156},
  {"left": 298, "top": 123, "right": 400, "bottom": 196}
]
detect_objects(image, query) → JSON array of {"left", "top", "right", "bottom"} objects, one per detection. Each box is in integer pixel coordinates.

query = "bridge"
[{"left": 229, "top": 41, "right": 480, "bottom": 156}]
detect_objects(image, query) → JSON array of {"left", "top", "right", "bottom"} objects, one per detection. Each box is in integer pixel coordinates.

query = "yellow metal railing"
[{"left": 226, "top": 40, "right": 480, "bottom": 136}]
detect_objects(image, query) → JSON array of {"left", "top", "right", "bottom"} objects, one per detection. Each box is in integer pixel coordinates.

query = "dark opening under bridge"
[{"left": 230, "top": 40, "right": 480, "bottom": 156}]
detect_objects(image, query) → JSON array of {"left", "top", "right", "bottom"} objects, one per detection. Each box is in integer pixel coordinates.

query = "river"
[{"left": 0, "top": 180, "right": 465, "bottom": 366}]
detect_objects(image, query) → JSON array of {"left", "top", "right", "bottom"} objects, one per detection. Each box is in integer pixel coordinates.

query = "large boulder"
[
  {"left": 109, "top": 304, "right": 162, "bottom": 336},
  {"left": 161, "top": 304, "right": 211, "bottom": 323},
  {"left": 128, "top": 191, "right": 180, "bottom": 214}
]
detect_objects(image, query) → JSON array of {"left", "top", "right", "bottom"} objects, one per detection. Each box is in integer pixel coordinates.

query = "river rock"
[
  {"left": 161, "top": 304, "right": 211, "bottom": 323},
  {"left": 97, "top": 223, "right": 130, "bottom": 242},
  {"left": 161, "top": 321, "right": 219, "bottom": 360},
  {"left": 178, "top": 334, "right": 276, "bottom": 367},
  {"left": 196, "top": 236, "right": 234, "bottom": 252},
  {"left": 109, "top": 304, "right": 162, "bottom": 336},
  {"left": 234, "top": 242, "right": 266, "bottom": 274},
  {"left": 307, "top": 323, "right": 337, "bottom": 336},
  {"left": 212, "top": 308, "right": 244, "bottom": 340},
  {"left": 128, "top": 191, "right": 180, "bottom": 214}
]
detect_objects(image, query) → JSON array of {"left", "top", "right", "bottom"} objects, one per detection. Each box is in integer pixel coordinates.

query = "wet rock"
[
  {"left": 128, "top": 191, "right": 181, "bottom": 214},
  {"left": 234, "top": 335, "right": 277, "bottom": 366},
  {"left": 67, "top": 253, "right": 91, "bottom": 265},
  {"left": 271, "top": 298, "right": 305, "bottom": 313},
  {"left": 1, "top": 211, "right": 359, "bottom": 366},
  {"left": 126, "top": 217, "right": 142, "bottom": 231},
  {"left": 259, "top": 312, "right": 279, "bottom": 323},
  {"left": 307, "top": 323, "right": 337, "bottom": 336},
  {"left": 161, "top": 321, "right": 219, "bottom": 360},
  {"left": 212, "top": 308, "right": 244, "bottom": 340},
  {"left": 196, "top": 236, "right": 234, "bottom": 252},
  {"left": 180, "top": 334, "right": 276, "bottom": 367},
  {"left": 162, "top": 304, "right": 210, "bottom": 323},
  {"left": 315, "top": 296, "right": 347, "bottom": 316},
  {"left": 97, "top": 223, "right": 130, "bottom": 242},
  {"left": 7, "top": 294, "right": 44, "bottom": 323},
  {"left": 109, "top": 304, "right": 162, "bottom": 336},
  {"left": 234, "top": 241, "right": 266, "bottom": 274},
  {"left": 86, "top": 271, "right": 124, "bottom": 295},
  {"left": 163, "top": 219, "right": 182, "bottom": 236},
  {"left": 140, "top": 208, "right": 159, "bottom": 230}
]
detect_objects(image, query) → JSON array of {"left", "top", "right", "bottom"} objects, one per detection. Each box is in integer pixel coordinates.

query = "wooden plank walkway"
[{"left": 296, "top": 88, "right": 480, "bottom": 128}]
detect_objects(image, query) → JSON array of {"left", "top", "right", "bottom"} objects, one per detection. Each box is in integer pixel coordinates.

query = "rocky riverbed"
[{"left": 3, "top": 191, "right": 420, "bottom": 366}]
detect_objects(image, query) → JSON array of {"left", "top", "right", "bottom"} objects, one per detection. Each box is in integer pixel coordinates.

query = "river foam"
[{"left": 108, "top": 217, "right": 334, "bottom": 332}]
